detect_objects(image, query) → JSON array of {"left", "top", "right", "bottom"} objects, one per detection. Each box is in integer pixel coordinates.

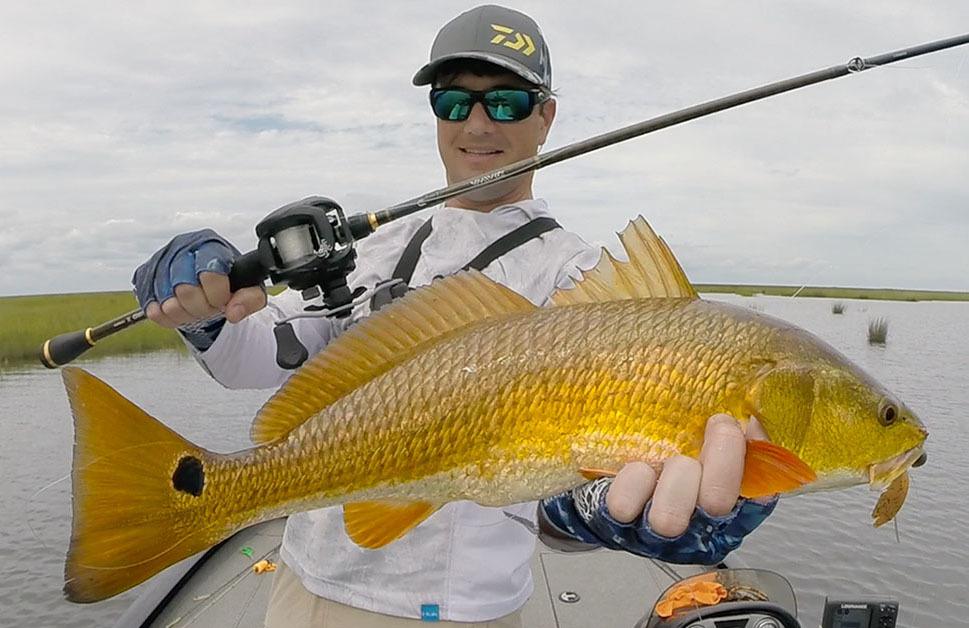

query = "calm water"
[{"left": 1, "top": 295, "right": 967, "bottom": 627}]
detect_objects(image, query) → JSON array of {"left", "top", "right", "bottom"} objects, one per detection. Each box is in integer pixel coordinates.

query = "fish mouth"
[{"left": 869, "top": 446, "right": 925, "bottom": 491}]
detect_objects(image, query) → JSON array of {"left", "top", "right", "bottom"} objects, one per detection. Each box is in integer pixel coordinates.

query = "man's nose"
[{"left": 463, "top": 102, "right": 495, "bottom": 134}]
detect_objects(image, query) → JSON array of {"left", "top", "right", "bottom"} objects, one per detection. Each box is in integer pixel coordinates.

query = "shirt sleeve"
[
  {"left": 179, "top": 215, "right": 430, "bottom": 391},
  {"left": 184, "top": 289, "right": 354, "bottom": 390},
  {"left": 538, "top": 478, "right": 777, "bottom": 565}
]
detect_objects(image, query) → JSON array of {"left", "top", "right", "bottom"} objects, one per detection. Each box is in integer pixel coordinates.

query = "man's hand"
[
  {"left": 605, "top": 414, "right": 770, "bottom": 537},
  {"left": 132, "top": 229, "right": 266, "bottom": 328}
]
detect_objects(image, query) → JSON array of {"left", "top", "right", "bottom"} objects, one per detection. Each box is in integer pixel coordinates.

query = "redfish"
[{"left": 61, "top": 217, "right": 927, "bottom": 602}]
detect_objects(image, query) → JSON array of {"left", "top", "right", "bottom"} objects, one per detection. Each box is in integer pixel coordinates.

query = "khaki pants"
[{"left": 265, "top": 560, "right": 524, "bottom": 627}]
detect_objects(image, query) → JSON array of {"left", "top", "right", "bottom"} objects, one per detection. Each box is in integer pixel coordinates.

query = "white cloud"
[{"left": 0, "top": 0, "right": 967, "bottom": 296}]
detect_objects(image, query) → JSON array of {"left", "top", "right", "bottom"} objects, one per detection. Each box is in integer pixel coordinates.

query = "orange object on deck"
[
  {"left": 655, "top": 580, "right": 728, "bottom": 618},
  {"left": 252, "top": 559, "right": 277, "bottom": 574}
]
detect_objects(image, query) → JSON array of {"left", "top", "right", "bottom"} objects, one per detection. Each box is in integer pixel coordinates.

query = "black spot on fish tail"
[{"left": 172, "top": 455, "right": 205, "bottom": 497}]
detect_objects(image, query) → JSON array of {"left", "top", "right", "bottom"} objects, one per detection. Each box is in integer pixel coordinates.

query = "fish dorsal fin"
[
  {"left": 250, "top": 271, "right": 536, "bottom": 444},
  {"left": 551, "top": 216, "right": 698, "bottom": 306},
  {"left": 343, "top": 500, "right": 442, "bottom": 549}
]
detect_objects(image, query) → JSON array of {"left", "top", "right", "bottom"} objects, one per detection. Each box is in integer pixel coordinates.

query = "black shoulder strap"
[
  {"left": 372, "top": 214, "right": 561, "bottom": 313},
  {"left": 462, "top": 216, "right": 561, "bottom": 271},
  {"left": 391, "top": 217, "right": 435, "bottom": 283},
  {"left": 370, "top": 218, "right": 434, "bottom": 313}
]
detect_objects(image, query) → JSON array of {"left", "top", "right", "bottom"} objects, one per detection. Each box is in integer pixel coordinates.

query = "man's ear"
[{"left": 537, "top": 98, "right": 556, "bottom": 145}]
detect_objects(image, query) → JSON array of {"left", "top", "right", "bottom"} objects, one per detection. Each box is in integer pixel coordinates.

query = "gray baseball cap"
[{"left": 412, "top": 4, "right": 552, "bottom": 89}]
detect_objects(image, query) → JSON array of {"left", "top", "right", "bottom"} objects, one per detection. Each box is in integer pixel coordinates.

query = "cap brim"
[{"left": 412, "top": 51, "right": 544, "bottom": 87}]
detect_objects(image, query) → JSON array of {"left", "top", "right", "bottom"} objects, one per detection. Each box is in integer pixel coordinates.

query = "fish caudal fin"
[
  {"left": 740, "top": 440, "right": 816, "bottom": 499},
  {"left": 343, "top": 500, "right": 443, "bottom": 549},
  {"left": 62, "top": 367, "right": 219, "bottom": 603}
]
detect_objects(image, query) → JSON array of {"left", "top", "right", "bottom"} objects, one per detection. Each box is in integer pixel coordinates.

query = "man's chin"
[{"left": 451, "top": 175, "right": 529, "bottom": 206}]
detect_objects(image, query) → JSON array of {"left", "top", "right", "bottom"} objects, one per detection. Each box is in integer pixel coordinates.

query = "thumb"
[{"left": 225, "top": 286, "right": 267, "bottom": 323}]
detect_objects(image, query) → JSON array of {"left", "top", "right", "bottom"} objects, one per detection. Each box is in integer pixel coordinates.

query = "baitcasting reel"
[
  {"left": 228, "top": 196, "right": 378, "bottom": 369},
  {"left": 230, "top": 196, "right": 372, "bottom": 313}
]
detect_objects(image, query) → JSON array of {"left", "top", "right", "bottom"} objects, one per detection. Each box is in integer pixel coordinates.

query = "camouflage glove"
[
  {"left": 132, "top": 229, "right": 240, "bottom": 350},
  {"left": 539, "top": 478, "right": 777, "bottom": 564}
]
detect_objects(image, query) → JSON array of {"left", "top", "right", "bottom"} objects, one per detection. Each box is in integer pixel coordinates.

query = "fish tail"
[{"left": 61, "top": 367, "right": 221, "bottom": 603}]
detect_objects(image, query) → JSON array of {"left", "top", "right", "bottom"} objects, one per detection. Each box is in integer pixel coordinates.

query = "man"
[{"left": 133, "top": 5, "right": 775, "bottom": 626}]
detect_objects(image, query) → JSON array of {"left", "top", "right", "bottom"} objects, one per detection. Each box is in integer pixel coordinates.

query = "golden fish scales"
[{"left": 251, "top": 300, "right": 772, "bottom": 505}]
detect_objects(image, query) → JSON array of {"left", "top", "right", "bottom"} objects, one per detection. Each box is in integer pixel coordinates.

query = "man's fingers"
[
  {"left": 698, "top": 414, "right": 747, "bottom": 517},
  {"left": 606, "top": 462, "right": 657, "bottom": 523},
  {"left": 145, "top": 301, "right": 179, "bottom": 329},
  {"left": 198, "top": 271, "right": 231, "bottom": 311},
  {"left": 174, "top": 283, "right": 220, "bottom": 320},
  {"left": 160, "top": 297, "right": 195, "bottom": 327},
  {"left": 648, "top": 455, "right": 702, "bottom": 537},
  {"left": 225, "top": 286, "right": 267, "bottom": 323}
]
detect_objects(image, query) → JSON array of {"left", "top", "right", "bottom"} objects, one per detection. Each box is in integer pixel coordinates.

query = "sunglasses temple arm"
[{"left": 349, "top": 31, "right": 969, "bottom": 238}]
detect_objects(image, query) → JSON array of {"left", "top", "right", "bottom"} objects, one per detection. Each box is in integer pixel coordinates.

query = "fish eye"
[{"left": 879, "top": 401, "right": 898, "bottom": 426}]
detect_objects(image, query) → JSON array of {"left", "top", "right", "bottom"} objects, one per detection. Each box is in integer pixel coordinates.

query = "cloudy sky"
[{"left": 1, "top": 1, "right": 967, "bottom": 296}]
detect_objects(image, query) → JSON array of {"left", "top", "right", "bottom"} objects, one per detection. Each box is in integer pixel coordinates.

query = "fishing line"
[
  {"left": 940, "top": 46, "right": 967, "bottom": 144},
  {"left": 910, "top": 573, "right": 926, "bottom": 627},
  {"left": 25, "top": 439, "right": 229, "bottom": 573},
  {"left": 24, "top": 436, "right": 194, "bottom": 559},
  {"left": 24, "top": 471, "right": 72, "bottom": 558},
  {"left": 786, "top": 48, "right": 966, "bottom": 301},
  {"left": 161, "top": 543, "right": 281, "bottom": 627},
  {"left": 273, "top": 280, "right": 403, "bottom": 324}
]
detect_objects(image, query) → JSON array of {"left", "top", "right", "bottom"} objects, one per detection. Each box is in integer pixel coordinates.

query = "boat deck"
[{"left": 116, "top": 519, "right": 710, "bottom": 627}]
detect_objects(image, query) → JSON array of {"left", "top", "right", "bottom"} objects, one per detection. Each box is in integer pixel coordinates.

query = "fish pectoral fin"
[
  {"left": 343, "top": 500, "right": 443, "bottom": 549},
  {"left": 579, "top": 467, "right": 619, "bottom": 480},
  {"left": 740, "top": 440, "right": 817, "bottom": 498},
  {"left": 872, "top": 471, "right": 909, "bottom": 528}
]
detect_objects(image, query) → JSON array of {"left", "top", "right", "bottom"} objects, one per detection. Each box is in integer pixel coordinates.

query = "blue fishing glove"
[
  {"left": 132, "top": 229, "right": 240, "bottom": 350},
  {"left": 539, "top": 478, "right": 777, "bottom": 564}
]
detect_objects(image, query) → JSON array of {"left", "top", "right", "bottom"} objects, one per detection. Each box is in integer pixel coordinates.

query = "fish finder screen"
[{"left": 835, "top": 607, "right": 871, "bottom": 628}]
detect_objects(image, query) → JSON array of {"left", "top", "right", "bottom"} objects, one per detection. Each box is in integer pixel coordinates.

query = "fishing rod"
[{"left": 39, "top": 32, "right": 969, "bottom": 368}]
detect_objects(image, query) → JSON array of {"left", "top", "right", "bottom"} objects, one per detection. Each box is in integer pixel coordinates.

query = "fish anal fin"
[
  {"left": 551, "top": 216, "right": 698, "bottom": 307},
  {"left": 343, "top": 500, "right": 442, "bottom": 549},
  {"left": 579, "top": 467, "right": 618, "bottom": 481},
  {"left": 251, "top": 272, "right": 536, "bottom": 444},
  {"left": 740, "top": 440, "right": 816, "bottom": 498}
]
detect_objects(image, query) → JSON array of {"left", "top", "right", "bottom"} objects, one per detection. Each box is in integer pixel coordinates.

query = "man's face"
[{"left": 435, "top": 71, "right": 556, "bottom": 203}]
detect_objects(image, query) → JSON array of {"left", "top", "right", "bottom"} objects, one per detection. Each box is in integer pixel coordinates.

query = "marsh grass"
[
  {"left": 832, "top": 302, "right": 846, "bottom": 314},
  {"left": 868, "top": 317, "right": 889, "bottom": 345},
  {"left": 0, "top": 282, "right": 944, "bottom": 368},
  {"left": 0, "top": 292, "right": 184, "bottom": 368},
  {"left": 698, "top": 284, "right": 969, "bottom": 302}
]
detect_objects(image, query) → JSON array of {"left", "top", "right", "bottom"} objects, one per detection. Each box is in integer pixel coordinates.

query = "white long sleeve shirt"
[{"left": 191, "top": 198, "right": 600, "bottom": 621}]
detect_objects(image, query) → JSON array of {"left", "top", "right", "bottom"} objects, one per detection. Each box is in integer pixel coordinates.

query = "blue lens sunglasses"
[{"left": 430, "top": 87, "right": 549, "bottom": 122}]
